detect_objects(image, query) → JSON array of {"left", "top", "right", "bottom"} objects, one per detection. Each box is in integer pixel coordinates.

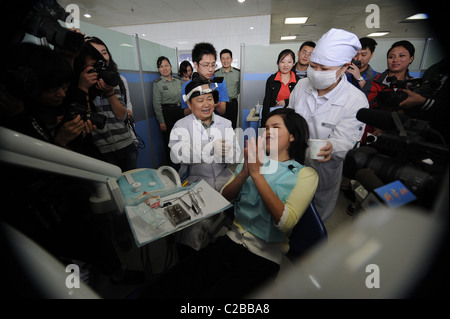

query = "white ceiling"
[{"left": 57, "top": 0, "right": 441, "bottom": 44}]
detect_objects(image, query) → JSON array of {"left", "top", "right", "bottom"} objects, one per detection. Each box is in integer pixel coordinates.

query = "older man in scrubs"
[{"left": 288, "top": 28, "right": 369, "bottom": 222}]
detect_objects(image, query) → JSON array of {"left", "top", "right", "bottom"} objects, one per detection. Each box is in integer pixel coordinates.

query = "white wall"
[{"left": 109, "top": 15, "right": 271, "bottom": 69}]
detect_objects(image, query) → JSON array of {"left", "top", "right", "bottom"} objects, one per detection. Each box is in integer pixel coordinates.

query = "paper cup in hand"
[{"left": 309, "top": 139, "right": 328, "bottom": 160}]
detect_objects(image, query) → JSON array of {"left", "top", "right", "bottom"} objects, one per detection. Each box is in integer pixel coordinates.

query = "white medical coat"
[
  {"left": 288, "top": 75, "right": 368, "bottom": 221},
  {"left": 169, "top": 113, "right": 241, "bottom": 250}
]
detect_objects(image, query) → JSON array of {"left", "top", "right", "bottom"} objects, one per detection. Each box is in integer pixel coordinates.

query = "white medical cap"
[{"left": 310, "top": 28, "right": 362, "bottom": 67}]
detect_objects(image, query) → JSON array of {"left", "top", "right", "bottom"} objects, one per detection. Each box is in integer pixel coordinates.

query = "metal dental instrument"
[
  {"left": 194, "top": 187, "right": 205, "bottom": 207},
  {"left": 189, "top": 190, "right": 202, "bottom": 215}
]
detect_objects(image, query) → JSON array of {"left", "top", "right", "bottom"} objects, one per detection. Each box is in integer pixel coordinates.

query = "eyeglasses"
[
  {"left": 301, "top": 50, "right": 312, "bottom": 57},
  {"left": 198, "top": 62, "right": 217, "bottom": 69}
]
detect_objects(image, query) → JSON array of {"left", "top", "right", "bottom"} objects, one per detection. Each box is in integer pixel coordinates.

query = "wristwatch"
[{"left": 357, "top": 76, "right": 364, "bottom": 82}]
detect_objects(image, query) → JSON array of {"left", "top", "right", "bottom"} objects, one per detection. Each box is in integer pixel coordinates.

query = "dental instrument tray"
[{"left": 164, "top": 203, "right": 191, "bottom": 226}]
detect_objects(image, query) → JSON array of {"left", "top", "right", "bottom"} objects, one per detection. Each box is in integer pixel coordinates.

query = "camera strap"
[{"left": 391, "top": 112, "right": 407, "bottom": 137}]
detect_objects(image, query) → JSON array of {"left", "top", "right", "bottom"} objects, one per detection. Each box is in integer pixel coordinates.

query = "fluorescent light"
[
  {"left": 284, "top": 17, "right": 308, "bottom": 24},
  {"left": 367, "top": 32, "right": 390, "bottom": 37},
  {"left": 238, "top": 0, "right": 245, "bottom": 3},
  {"left": 281, "top": 36, "right": 297, "bottom": 40},
  {"left": 406, "top": 13, "right": 429, "bottom": 20},
  {"left": 249, "top": 26, "right": 254, "bottom": 30},
  {"left": 84, "top": 13, "right": 91, "bottom": 18}
]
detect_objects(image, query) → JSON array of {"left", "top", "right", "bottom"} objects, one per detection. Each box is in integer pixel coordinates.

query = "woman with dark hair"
[
  {"left": 261, "top": 49, "right": 300, "bottom": 126},
  {"left": 153, "top": 56, "right": 184, "bottom": 166},
  {"left": 139, "top": 108, "right": 318, "bottom": 299},
  {"left": 178, "top": 60, "right": 193, "bottom": 83},
  {"left": 362, "top": 40, "right": 415, "bottom": 143},
  {"left": 70, "top": 36, "right": 138, "bottom": 171}
]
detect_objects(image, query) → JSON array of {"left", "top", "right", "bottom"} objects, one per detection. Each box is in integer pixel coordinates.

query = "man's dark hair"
[
  {"left": 359, "top": 37, "right": 378, "bottom": 53},
  {"left": 220, "top": 48, "right": 233, "bottom": 59},
  {"left": 299, "top": 41, "right": 316, "bottom": 51},
  {"left": 192, "top": 42, "right": 217, "bottom": 64}
]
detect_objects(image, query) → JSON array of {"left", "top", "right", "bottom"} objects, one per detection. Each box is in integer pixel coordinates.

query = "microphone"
[
  {"left": 288, "top": 164, "right": 295, "bottom": 172},
  {"left": 356, "top": 108, "right": 409, "bottom": 131},
  {"left": 355, "top": 168, "right": 384, "bottom": 192}
]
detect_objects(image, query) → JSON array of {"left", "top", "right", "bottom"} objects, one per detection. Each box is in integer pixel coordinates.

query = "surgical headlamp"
[{"left": 183, "top": 82, "right": 219, "bottom": 103}]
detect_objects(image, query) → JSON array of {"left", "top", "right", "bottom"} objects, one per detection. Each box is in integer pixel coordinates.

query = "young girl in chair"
[{"left": 139, "top": 108, "right": 318, "bottom": 299}]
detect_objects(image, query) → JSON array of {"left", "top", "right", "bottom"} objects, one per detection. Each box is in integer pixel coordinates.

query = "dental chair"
[{"left": 287, "top": 201, "right": 328, "bottom": 261}]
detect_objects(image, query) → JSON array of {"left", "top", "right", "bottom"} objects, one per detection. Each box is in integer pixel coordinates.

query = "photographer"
[
  {"left": 362, "top": 40, "right": 415, "bottom": 144},
  {"left": 70, "top": 37, "right": 138, "bottom": 172},
  {"left": 1, "top": 42, "right": 144, "bottom": 290},
  {"left": 346, "top": 37, "right": 380, "bottom": 97},
  {"left": 0, "top": 42, "right": 98, "bottom": 157}
]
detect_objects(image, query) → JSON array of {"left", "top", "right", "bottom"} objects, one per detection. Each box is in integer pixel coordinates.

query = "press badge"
[{"left": 321, "top": 122, "right": 336, "bottom": 130}]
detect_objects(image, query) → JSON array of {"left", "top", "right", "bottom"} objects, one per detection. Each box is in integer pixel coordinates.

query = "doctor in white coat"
[
  {"left": 169, "top": 75, "right": 241, "bottom": 253},
  {"left": 288, "top": 28, "right": 369, "bottom": 221}
]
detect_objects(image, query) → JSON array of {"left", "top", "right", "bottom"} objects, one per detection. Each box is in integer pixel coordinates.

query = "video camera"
[
  {"left": 343, "top": 108, "right": 448, "bottom": 210},
  {"left": 62, "top": 102, "right": 107, "bottom": 130},
  {"left": 375, "top": 76, "right": 442, "bottom": 110},
  {"left": 22, "top": 0, "right": 84, "bottom": 52}
]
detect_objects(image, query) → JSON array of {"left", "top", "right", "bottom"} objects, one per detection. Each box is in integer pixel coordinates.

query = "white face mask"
[{"left": 307, "top": 65, "right": 340, "bottom": 90}]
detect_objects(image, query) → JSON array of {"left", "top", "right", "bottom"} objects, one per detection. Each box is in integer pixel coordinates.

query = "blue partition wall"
[{"left": 120, "top": 72, "right": 165, "bottom": 169}]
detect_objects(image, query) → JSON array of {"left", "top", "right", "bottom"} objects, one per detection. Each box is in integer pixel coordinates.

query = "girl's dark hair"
[
  {"left": 178, "top": 60, "right": 192, "bottom": 78},
  {"left": 157, "top": 56, "right": 171, "bottom": 69},
  {"left": 84, "top": 36, "right": 119, "bottom": 72},
  {"left": 266, "top": 108, "right": 309, "bottom": 164},
  {"left": 277, "top": 49, "right": 296, "bottom": 65}
]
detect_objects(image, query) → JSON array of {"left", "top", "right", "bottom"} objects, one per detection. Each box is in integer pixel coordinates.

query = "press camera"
[
  {"left": 87, "top": 59, "right": 121, "bottom": 88},
  {"left": 344, "top": 109, "right": 449, "bottom": 209},
  {"left": 375, "top": 76, "right": 441, "bottom": 110},
  {"left": 63, "top": 102, "right": 107, "bottom": 130}
]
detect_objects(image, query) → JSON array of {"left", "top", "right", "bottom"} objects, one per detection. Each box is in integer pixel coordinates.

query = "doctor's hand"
[{"left": 317, "top": 141, "right": 332, "bottom": 163}]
